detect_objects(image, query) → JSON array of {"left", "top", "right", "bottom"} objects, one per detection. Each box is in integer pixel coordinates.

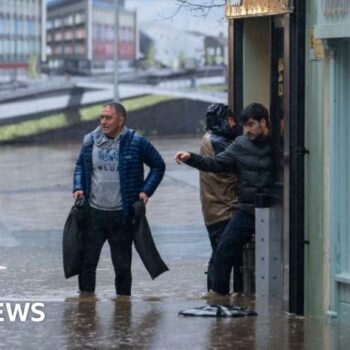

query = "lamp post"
[{"left": 114, "top": 0, "right": 119, "bottom": 102}]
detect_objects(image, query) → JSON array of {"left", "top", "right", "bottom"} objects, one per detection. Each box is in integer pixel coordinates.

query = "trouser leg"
[
  {"left": 107, "top": 214, "right": 133, "bottom": 296},
  {"left": 79, "top": 207, "right": 106, "bottom": 293},
  {"left": 233, "top": 249, "right": 243, "bottom": 293},
  {"left": 206, "top": 219, "right": 230, "bottom": 291},
  {"left": 212, "top": 210, "right": 255, "bottom": 295}
]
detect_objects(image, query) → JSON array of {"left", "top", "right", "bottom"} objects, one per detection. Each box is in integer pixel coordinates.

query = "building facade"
[
  {"left": 0, "top": 0, "right": 46, "bottom": 79},
  {"left": 47, "top": 0, "right": 136, "bottom": 74},
  {"left": 226, "top": 0, "right": 350, "bottom": 325},
  {"left": 305, "top": 0, "right": 350, "bottom": 324}
]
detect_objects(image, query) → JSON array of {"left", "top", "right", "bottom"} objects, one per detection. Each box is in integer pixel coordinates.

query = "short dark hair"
[
  {"left": 240, "top": 103, "right": 269, "bottom": 127},
  {"left": 104, "top": 102, "right": 127, "bottom": 118}
]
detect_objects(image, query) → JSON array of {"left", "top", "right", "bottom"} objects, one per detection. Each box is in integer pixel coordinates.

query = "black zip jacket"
[{"left": 186, "top": 135, "right": 272, "bottom": 215}]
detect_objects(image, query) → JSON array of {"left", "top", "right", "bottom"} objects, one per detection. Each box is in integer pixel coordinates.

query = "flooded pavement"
[{"left": 1, "top": 136, "right": 350, "bottom": 349}]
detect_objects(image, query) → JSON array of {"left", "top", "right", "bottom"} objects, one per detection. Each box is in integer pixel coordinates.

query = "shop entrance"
[{"left": 228, "top": 4, "right": 305, "bottom": 314}]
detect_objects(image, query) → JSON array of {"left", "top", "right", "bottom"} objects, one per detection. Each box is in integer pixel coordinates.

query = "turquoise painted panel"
[
  {"left": 317, "top": 1, "right": 350, "bottom": 25},
  {"left": 339, "top": 302, "right": 350, "bottom": 325},
  {"left": 304, "top": 1, "right": 327, "bottom": 316},
  {"left": 304, "top": 60, "right": 326, "bottom": 316},
  {"left": 329, "top": 41, "right": 350, "bottom": 319},
  {"left": 305, "top": 0, "right": 350, "bottom": 321},
  {"left": 315, "top": 1, "right": 350, "bottom": 38}
]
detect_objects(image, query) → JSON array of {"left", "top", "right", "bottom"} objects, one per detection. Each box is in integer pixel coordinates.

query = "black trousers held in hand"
[{"left": 78, "top": 206, "right": 133, "bottom": 296}]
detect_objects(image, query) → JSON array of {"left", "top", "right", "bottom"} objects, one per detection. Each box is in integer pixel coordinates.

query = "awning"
[{"left": 225, "top": 0, "right": 294, "bottom": 19}]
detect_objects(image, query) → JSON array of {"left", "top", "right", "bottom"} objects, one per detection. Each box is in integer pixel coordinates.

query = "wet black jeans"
[
  {"left": 207, "top": 220, "right": 229, "bottom": 292},
  {"left": 212, "top": 209, "right": 255, "bottom": 295},
  {"left": 78, "top": 206, "right": 133, "bottom": 295},
  {"left": 206, "top": 218, "right": 243, "bottom": 292}
]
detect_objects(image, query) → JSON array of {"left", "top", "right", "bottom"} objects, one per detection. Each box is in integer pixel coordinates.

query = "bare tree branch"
[
  {"left": 176, "top": 0, "right": 226, "bottom": 10},
  {"left": 172, "top": 0, "right": 226, "bottom": 18},
  {"left": 158, "top": 0, "right": 226, "bottom": 26},
  {"left": 184, "top": 0, "right": 224, "bottom": 18}
]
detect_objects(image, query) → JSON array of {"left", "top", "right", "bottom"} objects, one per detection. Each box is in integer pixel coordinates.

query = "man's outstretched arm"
[{"left": 175, "top": 145, "right": 236, "bottom": 173}]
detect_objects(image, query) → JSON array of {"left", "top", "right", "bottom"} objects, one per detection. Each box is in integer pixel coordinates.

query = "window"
[
  {"left": 64, "top": 15, "right": 74, "bottom": 26},
  {"left": 106, "top": 26, "right": 113, "bottom": 41},
  {"left": 65, "top": 30, "right": 73, "bottom": 40},
  {"left": 47, "top": 20, "right": 53, "bottom": 30},
  {"left": 75, "top": 44, "right": 85, "bottom": 55},
  {"left": 54, "top": 17, "right": 62, "bottom": 28},
  {"left": 75, "top": 28, "right": 86, "bottom": 39},
  {"left": 0, "top": 18, "right": 5, "bottom": 34},
  {"left": 54, "top": 31, "right": 62, "bottom": 41},
  {"left": 53, "top": 45, "right": 62, "bottom": 55},
  {"left": 64, "top": 44, "right": 73, "bottom": 54},
  {"left": 75, "top": 12, "right": 85, "bottom": 25}
]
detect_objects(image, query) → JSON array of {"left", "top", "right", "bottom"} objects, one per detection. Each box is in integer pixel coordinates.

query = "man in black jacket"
[{"left": 175, "top": 103, "right": 272, "bottom": 296}]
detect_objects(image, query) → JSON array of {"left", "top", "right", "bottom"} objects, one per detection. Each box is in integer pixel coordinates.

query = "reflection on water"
[
  {"left": 62, "top": 297, "right": 163, "bottom": 349},
  {"left": 63, "top": 299, "right": 100, "bottom": 349},
  {"left": 59, "top": 297, "right": 350, "bottom": 350},
  {"left": 1, "top": 295, "right": 349, "bottom": 349}
]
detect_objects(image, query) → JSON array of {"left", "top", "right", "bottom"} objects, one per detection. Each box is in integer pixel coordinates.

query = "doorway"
[{"left": 229, "top": 4, "right": 305, "bottom": 314}]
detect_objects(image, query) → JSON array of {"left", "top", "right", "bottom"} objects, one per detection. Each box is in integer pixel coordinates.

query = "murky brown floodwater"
[{"left": 1, "top": 136, "right": 350, "bottom": 349}]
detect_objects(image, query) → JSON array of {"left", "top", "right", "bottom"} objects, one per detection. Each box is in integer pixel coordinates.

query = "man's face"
[
  {"left": 243, "top": 117, "right": 267, "bottom": 141},
  {"left": 100, "top": 106, "right": 124, "bottom": 138}
]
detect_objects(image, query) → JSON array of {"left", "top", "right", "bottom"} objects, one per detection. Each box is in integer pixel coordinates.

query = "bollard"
[{"left": 255, "top": 194, "right": 282, "bottom": 297}]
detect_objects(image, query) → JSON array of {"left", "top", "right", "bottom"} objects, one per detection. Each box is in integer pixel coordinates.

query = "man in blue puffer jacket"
[{"left": 73, "top": 102, "right": 165, "bottom": 296}]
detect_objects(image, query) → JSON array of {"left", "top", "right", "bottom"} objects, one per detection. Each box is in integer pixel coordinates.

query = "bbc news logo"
[{"left": 0, "top": 303, "right": 45, "bottom": 322}]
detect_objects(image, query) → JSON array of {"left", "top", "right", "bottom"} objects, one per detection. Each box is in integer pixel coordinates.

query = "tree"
[
  {"left": 27, "top": 54, "right": 38, "bottom": 79},
  {"left": 178, "top": 50, "right": 186, "bottom": 68},
  {"left": 146, "top": 45, "right": 156, "bottom": 67}
]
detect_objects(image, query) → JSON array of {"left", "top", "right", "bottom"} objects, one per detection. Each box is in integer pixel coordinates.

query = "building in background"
[
  {"left": 47, "top": 0, "right": 136, "bottom": 75},
  {"left": 204, "top": 32, "right": 226, "bottom": 66},
  {"left": 0, "top": 0, "right": 46, "bottom": 80},
  {"left": 139, "top": 23, "right": 204, "bottom": 69},
  {"left": 139, "top": 23, "right": 226, "bottom": 69}
]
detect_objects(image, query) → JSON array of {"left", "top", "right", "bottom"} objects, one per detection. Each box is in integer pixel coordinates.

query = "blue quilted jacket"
[{"left": 73, "top": 127, "right": 165, "bottom": 217}]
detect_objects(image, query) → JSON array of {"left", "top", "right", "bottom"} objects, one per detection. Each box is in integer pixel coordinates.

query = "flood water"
[{"left": 1, "top": 136, "right": 350, "bottom": 349}]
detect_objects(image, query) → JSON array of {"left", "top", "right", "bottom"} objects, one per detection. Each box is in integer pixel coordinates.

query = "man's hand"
[
  {"left": 175, "top": 151, "right": 190, "bottom": 164},
  {"left": 73, "top": 190, "right": 84, "bottom": 200},
  {"left": 139, "top": 192, "right": 149, "bottom": 204}
]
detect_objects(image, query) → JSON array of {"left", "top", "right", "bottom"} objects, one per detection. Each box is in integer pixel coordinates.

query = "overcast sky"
[{"left": 125, "top": 0, "right": 227, "bottom": 36}]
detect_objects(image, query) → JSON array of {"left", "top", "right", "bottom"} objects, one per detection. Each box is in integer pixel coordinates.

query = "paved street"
[{"left": 1, "top": 136, "right": 350, "bottom": 349}]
